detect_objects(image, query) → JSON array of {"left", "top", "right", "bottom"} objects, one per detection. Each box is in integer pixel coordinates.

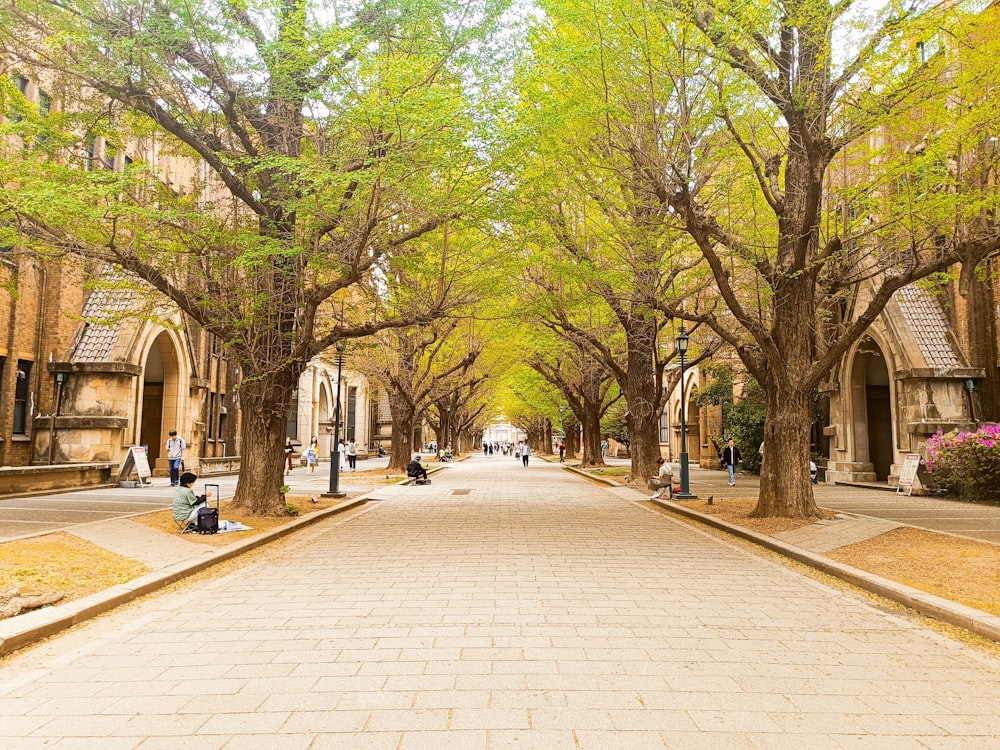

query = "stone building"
[{"left": 0, "top": 68, "right": 389, "bottom": 494}]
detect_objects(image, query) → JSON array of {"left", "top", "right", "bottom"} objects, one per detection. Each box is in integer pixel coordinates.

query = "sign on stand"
[
  {"left": 896, "top": 453, "right": 921, "bottom": 496},
  {"left": 119, "top": 446, "right": 153, "bottom": 486}
]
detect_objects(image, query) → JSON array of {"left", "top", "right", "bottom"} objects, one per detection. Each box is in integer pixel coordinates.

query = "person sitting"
[
  {"left": 407, "top": 455, "right": 428, "bottom": 481},
  {"left": 649, "top": 457, "right": 674, "bottom": 500},
  {"left": 810, "top": 460, "right": 819, "bottom": 485},
  {"left": 172, "top": 472, "right": 206, "bottom": 531}
]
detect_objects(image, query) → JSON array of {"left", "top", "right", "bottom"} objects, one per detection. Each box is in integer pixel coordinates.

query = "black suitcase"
[{"left": 196, "top": 506, "right": 219, "bottom": 534}]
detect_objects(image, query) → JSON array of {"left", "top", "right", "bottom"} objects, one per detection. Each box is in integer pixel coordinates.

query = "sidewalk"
[
  {"left": 3, "top": 457, "right": 1000, "bottom": 656},
  {"left": 2, "top": 455, "right": 999, "bottom": 748},
  {"left": 0, "top": 458, "right": 392, "bottom": 543}
]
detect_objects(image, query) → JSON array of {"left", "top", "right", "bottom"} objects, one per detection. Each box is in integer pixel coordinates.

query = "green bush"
[{"left": 924, "top": 425, "right": 1000, "bottom": 502}]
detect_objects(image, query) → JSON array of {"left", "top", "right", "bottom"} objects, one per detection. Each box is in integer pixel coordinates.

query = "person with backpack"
[{"left": 166, "top": 430, "right": 186, "bottom": 486}]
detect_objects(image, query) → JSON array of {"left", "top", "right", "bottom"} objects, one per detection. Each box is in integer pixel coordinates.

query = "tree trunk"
[
  {"left": 754, "top": 386, "right": 819, "bottom": 518},
  {"left": 388, "top": 402, "right": 415, "bottom": 473},
  {"left": 230, "top": 369, "right": 299, "bottom": 515},
  {"left": 564, "top": 414, "right": 580, "bottom": 460},
  {"left": 623, "top": 317, "right": 662, "bottom": 482},
  {"left": 578, "top": 407, "right": 605, "bottom": 467}
]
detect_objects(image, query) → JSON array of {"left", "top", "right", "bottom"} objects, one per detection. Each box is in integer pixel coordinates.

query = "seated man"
[
  {"left": 172, "top": 471, "right": 206, "bottom": 530},
  {"left": 407, "top": 455, "right": 429, "bottom": 481},
  {"left": 649, "top": 457, "right": 674, "bottom": 499}
]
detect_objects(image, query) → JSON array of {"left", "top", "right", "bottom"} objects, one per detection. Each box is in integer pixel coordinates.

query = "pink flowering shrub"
[{"left": 923, "top": 424, "right": 1000, "bottom": 501}]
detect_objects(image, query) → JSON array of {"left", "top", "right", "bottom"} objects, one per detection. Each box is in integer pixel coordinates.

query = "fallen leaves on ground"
[
  {"left": 0, "top": 533, "right": 148, "bottom": 602},
  {"left": 827, "top": 527, "right": 1000, "bottom": 617},
  {"left": 132, "top": 496, "right": 343, "bottom": 546},
  {"left": 649, "top": 498, "right": 1000, "bottom": 618}
]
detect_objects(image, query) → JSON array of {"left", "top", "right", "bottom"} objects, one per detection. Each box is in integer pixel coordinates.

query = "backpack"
[{"left": 196, "top": 506, "right": 219, "bottom": 534}]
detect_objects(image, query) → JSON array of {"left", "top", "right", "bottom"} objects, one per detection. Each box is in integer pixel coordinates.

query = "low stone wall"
[
  {"left": 0, "top": 463, "right": 118, "bottom": 498},
  {"left": 198, "top": 456, "right": 241, "bottom": 476}
]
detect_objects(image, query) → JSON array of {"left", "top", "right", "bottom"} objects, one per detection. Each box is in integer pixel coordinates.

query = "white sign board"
[
  {"left": 119, "top": 446, "right": 153, "bottom": 485},
  {"left": 896, "top": 453, "right": 921, "bottom": 496}
]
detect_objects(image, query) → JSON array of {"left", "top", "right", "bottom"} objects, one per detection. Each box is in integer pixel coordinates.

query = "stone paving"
[
  {"left": 0, "top": 462, "right": 387, "bottom": 542},
  {"left": 2, "top": 455, "right": 1000, "bottom": 748}
]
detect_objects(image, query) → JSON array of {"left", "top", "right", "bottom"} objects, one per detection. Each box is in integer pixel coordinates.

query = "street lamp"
[
  {"left": 445, "top": 404, "right": 451, "bottom": 451},
  {"left": 323, "top": 340, "right": 347, "bottom": 498},
  {"left": 675, "top": 324, "right": 697, "bottom": 499}
]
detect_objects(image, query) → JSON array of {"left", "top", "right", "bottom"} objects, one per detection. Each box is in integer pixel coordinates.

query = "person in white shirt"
[
  {"left": 649, "top": 458, "right": 673, "bottom": 499},
  {"left": 166, "top": 430, "right": 186, "bottom": 487}
]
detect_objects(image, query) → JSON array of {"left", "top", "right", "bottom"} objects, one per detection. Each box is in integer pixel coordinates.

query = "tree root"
[{"left": 0, "top": 588, "right": 65, "bottom": 620}]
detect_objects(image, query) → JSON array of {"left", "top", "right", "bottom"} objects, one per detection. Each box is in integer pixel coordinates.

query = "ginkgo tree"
[
  {"left": 0, "top": 0, "right": 509, "bottom": 513},
  {"left": 511, "top": 1, "right": 719, "bottom": 483},
  {"left": 526, "top": 0, "right": 1000, "bottom": 517}
]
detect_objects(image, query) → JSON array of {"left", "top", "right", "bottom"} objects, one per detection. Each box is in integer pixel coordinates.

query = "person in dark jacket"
[
  {"left": 721, "top": 439, "right": 741, "bottom": 486},
  {"left": 407, "top": 455, "right": 428, "bottom": 481}
]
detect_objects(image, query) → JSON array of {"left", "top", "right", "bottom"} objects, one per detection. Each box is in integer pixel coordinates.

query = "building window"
[
  {"left": 346, "top": 386, "right": 357, "bottom": 442},
  {"left": 8, "top": 74, "right": 28, "bottom": 123},
  {"left": 103, "top": 142, "right": 117, "bottom": 170},
  {"left": 659, "top": 408, "right": 670, "bottom": 444},
  {"left": 208, "top": 393, "right": 216, "bottom": 438},
  {"left": 286, "top": 388, "right": 298, "bottom": 440},
  {"left": 13, "top": 360, "right": 32, "bottom": 435},
  {"left": 218, "top": 395, "right": 227, "bottom": 450},
  {"left": 84, "top": 133, "right": 96, "bottom": 171}
]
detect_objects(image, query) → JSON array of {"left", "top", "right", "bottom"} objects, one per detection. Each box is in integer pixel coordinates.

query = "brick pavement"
[{"left": 2, "top": 455, "right": 1000, "bottom": 748}]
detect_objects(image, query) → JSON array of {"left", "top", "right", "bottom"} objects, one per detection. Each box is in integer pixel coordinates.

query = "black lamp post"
[
  {"left": 323, "top": 340, "right": 347, "bottom": 498},
  {"left": 445, "top": 404, "right": 451, "bottom": 451},
  {"left": 675, "top": 324, "right": 697, "bottom": 499}
]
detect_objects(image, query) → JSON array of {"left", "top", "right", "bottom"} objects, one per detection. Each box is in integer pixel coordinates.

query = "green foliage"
[
  {"left": 698, "top": 367, "right": 764, "bottom": 473},
  {"left": 726, "top": 398, "right": 766, "bottom": 475},
  {"left": 602, "top": 400, "right": 628, "bottom": 443}
]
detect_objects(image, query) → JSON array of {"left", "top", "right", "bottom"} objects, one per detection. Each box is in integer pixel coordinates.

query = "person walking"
[
  {"left": 520, "top": 441, "right": 530, "bottom": 467},
  {"left": 600, "top": 439, "right": 609, "bottom": 459},
  {"left": 305, "top": 437, "right": 319, "bottom": 475},
  {"left": 722, "top": 438, "right": 742, "bottom": 486},
  {"left": 346, "top": 440, "right": 357, "bottom": 470},
  {"left": 558, "top": 442, "right": 566, "bottom": 463},
  {"left": 165, "top": 430, "right": 186, "bottom": 486},
  {"left": 284, "top": 437, "right": 296, "bottom": 474}
]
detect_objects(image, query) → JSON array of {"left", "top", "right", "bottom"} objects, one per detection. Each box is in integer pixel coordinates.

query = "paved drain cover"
[{"left": 451, "top": 489, "right": 473, "bottom": 495}]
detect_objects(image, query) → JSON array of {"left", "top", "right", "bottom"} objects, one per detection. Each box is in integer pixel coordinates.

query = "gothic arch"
[
  {"left": 846, "top": 334, "right": 896, "bottom": 481},
  {"left": 133, "top": 326, "right": 188, "bottom": 474}
]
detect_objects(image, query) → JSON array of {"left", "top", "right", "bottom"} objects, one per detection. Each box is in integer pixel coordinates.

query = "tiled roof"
[
  {"left": 894, "top": 284, "right": 962, "bottom": 369},
  {"left": 72, "top": 271, "right": 141, "bottom": 363}
]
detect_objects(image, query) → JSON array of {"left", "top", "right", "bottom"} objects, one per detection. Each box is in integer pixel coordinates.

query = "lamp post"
[
  {"left": 323, "top": 340, "right": 347, "bottom": 498},
  {"left": 445, "top": 404, "right": 451, "bottom": 452},
  {"left": 675, "top": 324, "right": 697, "bottom": 499}
]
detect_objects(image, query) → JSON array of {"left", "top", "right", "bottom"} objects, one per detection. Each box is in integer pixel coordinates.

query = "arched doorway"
[
  {"left": 852, "top": 336, "right": 894, "bottom": 481},
  {"left": 138, "top": 331, "right": 183, "bottom": 474},
  {"left": 686, "top": 389, "right": 701, "bottom": 464}
]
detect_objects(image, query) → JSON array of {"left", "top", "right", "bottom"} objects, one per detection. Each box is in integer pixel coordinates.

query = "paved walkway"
[
  {"left": 0, "top": 460, "right": 391, "bottom": 542},
  {"left": 2, "top": 455, "right": 999, "bottom": 748}
]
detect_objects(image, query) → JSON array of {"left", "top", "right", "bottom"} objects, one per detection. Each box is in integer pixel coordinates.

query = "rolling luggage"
[{"left": 196, "top": 505, "right": 219, "bottom": 534}]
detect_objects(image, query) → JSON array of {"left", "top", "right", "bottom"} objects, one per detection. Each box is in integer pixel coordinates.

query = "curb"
[
  {"left": 0, "top": 495, "right": 369, "bottom": 657},
  {"left": 650, "top": 497, "right": 1000, "bottom": 644},
  {"left": 561, "top": 464, "right": 626, "bottom": 488}
]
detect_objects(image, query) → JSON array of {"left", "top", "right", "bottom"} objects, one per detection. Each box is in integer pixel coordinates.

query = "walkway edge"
[
  {"left": 0, "top": 495, "right": 369, "bottom": 657},
  {"left": 650, "top": 497, "right": 1000, "bottom": 644}
]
